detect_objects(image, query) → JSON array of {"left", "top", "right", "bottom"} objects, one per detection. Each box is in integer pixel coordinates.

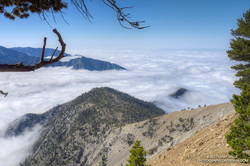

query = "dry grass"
[{"left": 147, "top": 113, "right": 250, "bottom": 166}]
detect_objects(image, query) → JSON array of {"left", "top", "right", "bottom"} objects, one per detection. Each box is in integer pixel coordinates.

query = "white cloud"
[
  {"left": 0, "top": 125, "right": 41, "bottom": 166},
  {"left": 0, "top": 49, "right": 239, "bottom": 166}
]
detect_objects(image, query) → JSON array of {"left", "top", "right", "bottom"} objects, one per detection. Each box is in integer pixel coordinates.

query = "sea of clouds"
[{"left": 0, "top": 49, "right": 239, "bottom": 165}]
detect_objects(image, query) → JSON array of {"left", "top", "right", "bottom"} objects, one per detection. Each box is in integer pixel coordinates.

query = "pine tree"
[
  {"left": 226, "top": 9, "right": 250, "bottom": 163},
  {"left": 126, "top": 140, "right": 149, "bottom": 166}
]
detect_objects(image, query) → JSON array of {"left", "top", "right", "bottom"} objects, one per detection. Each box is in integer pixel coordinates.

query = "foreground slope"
[
  {"left": 105, "top": 103, "right": 235, "bottom": 166},
  {"left": 147, "top": 112, "right": 250, "bottom": 166}
]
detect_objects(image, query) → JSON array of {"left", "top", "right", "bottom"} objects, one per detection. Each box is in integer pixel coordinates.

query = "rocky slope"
[
  {"left": 8, "top": 88, "right": 235, "bottom": 166},
  {"left": 104, "top": 103, "right": 234, "bottom": 166},
  {"left": 147, "top": 113, "right": 250, "bottom": 166}
]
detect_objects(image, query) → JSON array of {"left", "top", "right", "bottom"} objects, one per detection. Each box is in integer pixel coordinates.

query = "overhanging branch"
[{"left": 0, "top": 29, "right": 66, "bottom": 72}]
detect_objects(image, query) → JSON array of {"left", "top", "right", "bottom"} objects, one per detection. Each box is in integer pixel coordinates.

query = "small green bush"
[{"left": 126, "top": 140, "right": 150, "bottom": 166}]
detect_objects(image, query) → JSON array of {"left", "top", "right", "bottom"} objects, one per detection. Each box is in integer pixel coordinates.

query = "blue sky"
[{"left": 0, "top": 0, "right": 250, "bottom": 53}]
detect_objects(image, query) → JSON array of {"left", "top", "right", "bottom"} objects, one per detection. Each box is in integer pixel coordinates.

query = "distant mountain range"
[
  {"left": 0, "top": 46, "right": 126, "bottom": 71},
  {"left": 0, "top": 46, "right": 38, "bottom": 65}
]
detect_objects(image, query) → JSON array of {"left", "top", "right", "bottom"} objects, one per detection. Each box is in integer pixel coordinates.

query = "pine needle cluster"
[{"left": 0, "top": 0, "right": 67, "bottom": 20}]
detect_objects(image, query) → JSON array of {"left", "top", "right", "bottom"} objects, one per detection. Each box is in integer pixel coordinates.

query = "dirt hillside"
[
  {"left": 147, "top": 113, "right": 250, "bottom": 166},
  {"left": 106, "top": 103, "right": 235, "bottom": 166}
]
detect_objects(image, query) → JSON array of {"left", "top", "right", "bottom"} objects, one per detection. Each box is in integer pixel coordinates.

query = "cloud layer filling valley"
[{"left": 0, "top": 49, "right": 239, "bottom": 166}]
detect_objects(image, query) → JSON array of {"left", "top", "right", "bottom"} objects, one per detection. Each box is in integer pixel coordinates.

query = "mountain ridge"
[
  {"left": 0, "top": 46, "right": 125, "bottom": 71},
  {"left": 6, "top": 87, "right": 164, "bottom": 137},
  {"left": 0, "top": 46, "right": 38, "bottom": 65},
  {"left": 19, "top": 87, "right": 165, "bottom": 166}
]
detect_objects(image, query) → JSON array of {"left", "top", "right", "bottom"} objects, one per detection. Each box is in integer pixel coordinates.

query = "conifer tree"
[
  {"left": 126, "top": 140, "right": 149, "bottom": 166},
  {"left": 226, "top": 9, "right": 250, "bottom": 163}
]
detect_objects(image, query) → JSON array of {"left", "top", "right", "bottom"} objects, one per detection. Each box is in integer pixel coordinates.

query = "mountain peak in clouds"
[
  {"left": 6, "top": 87, "right": 164, "bottom": 137},
  {"left": 0, "top": 46, "right": 126, "bottom": 71},
  {"left": 48, "top": 56, "right": 126, "bottom": 70},
  {"left": 10, "top": 87, "right": 164, "bottom": 166},
  {"left": 170, "top": 88, "right": 188, "bottom": 99}
]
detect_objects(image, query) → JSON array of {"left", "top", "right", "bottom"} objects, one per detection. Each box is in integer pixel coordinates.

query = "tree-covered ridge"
[
  {"left": 74, "top": 87, "right": 165, "bottom": 124},
  {"left": 19, "top": 87, "right": 164, "bottom": 166},
  {"left": 226, "top": 9, "right": 250, "bottom": 163}
]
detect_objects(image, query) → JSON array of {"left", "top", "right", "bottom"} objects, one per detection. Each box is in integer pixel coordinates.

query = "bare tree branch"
[
  {"left": 102, "top": 0, "right": 150, "bottom": 29},
  {"left": 0, "top": 29, "right": 66, "bottom": 72},
  {"left": 50, "top": 47, "right": 59, "bottom": 62},
  {"left": 40, "top": 37, "right": 47, "bottom": 63}
]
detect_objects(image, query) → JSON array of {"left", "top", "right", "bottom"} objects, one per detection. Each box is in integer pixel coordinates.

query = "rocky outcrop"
[{"left": 169, "top": 88, "right": 188, "bottom": 99}]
